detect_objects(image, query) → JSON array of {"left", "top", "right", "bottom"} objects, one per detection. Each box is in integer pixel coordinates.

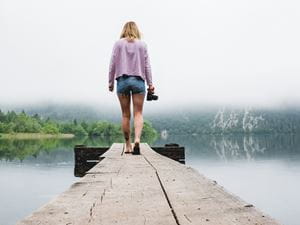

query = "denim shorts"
[{"left": 116, "top": 74, "right": 145, "bottom": 95}]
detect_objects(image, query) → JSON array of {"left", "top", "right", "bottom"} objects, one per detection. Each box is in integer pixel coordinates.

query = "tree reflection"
[{"left": 0, "top": 133, "right": 158, "bottom": 162}]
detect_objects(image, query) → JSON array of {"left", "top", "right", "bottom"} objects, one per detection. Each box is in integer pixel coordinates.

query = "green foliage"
[
  {"left": 80, "top": 121, "right": 89, "bottom": 131},
  {"left": 0, "top": 109, "right": 158, "bottom": 140},
  {"left": 0, "top": 122, "right": 14, "bottom": 133},
  {"left": 89, "top": 120, "right": 122, "bottom": 137},
  {"left": 140, "top": 120, "right": 158, "bottom": 143},
  {"left": 60, "top": 123, "right": 88, "bottom": 136},
  {"left": 12, "top": 112, "right": 42, "bottom": 133},
  {"left": 0, "top": 122, "right": 4, "bottom": 133},
  {"left": 42, "top": 122, "right": 59, "bottom": 134},
  {"left": 6, "top": 110, "right": 17, "bottom": 122},
  {"left": 0, "top": 110, "right": 5, "bottom": 122}
]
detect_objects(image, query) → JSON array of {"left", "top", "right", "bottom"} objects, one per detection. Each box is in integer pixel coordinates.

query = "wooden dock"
[{"left": 17, "top": 143, "right": 281, "bottom": 225}]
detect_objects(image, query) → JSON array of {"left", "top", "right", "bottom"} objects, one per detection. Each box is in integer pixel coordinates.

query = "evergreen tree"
[{"left": 0, "top": 110, "right": 5, "bottom": 122}]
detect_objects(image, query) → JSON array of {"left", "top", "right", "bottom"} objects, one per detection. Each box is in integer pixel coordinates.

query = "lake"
[{"left": 1, "top": 134, "right": 299, "bottom": 225}]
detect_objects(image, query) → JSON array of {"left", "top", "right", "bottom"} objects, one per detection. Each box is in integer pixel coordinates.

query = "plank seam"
[{"left": 142, "top": 155, "right": 181, "bottom": 225}]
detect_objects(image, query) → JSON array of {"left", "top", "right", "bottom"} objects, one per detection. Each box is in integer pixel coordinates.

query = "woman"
[{"left": 108, "top": 21, "right": 155, "bottom": 155}]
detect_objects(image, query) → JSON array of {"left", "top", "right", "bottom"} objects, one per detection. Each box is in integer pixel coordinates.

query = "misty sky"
[{"left": 1, "top": 0, "right": 300, "bottom": 109}]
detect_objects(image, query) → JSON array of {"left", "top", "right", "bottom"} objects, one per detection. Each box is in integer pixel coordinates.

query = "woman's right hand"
[
  {"left": 109, "top": 84, "right": 114, "bottom": 92},
  {"left": 148, "top": 85, "right": 155, "bottom": 94}
]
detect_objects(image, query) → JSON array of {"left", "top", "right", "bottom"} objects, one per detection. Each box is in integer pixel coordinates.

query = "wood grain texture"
[
  {"left": 141, "top": 143, "right": 281, "bottom": 225},
  {"left": 17, "top": 143, "right": 281, "bottom": 225},
  {"left": 16, "top": 143, "right": 176, "bottom": 225}
]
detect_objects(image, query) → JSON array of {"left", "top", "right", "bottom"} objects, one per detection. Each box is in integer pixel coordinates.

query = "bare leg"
[
  {"left": 132, "top": 93, "right": 145, "bottom": 144},
  {"left": 117, "top": 94, "right": 132, "bottom": 152}
]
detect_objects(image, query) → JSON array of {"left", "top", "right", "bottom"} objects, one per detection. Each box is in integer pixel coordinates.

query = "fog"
[{"left": 1, "top": 0, "right": 300, "bottom": 110}]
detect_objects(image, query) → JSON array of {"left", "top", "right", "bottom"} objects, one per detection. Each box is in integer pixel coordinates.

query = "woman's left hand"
[{"left": 109, "top": 85, "right": 114, "bottom": 92}]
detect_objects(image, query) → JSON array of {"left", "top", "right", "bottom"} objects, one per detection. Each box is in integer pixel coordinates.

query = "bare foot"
[{"left": 124, "top": 142, "right": 132, "bottom": 153}]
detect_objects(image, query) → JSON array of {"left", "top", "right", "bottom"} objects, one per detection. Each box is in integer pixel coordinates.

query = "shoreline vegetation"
[
  {"left": 0, "top": 109, "right": 158, "bottom": 141},
  {"left": 0, "top": 133, "right": 74, "bottom": 139}
]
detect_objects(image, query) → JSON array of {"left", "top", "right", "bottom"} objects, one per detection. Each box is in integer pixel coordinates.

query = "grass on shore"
[{"left": 0, "top": 133, "right": 75, "bottom": 140}]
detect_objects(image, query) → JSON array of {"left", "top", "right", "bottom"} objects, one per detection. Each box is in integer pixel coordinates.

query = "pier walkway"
[{"left": 17, "top": 143, "right": 281, "bottom": 225}]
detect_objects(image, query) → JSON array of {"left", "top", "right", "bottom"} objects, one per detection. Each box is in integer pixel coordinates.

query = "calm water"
[{"left": 1, "top": 134, "right": 300, "bottom": 225}]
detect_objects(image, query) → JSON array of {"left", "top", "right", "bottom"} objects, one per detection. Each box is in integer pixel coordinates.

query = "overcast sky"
[{"left": 1, "top": 0, "right": 300, "bottom": 109}]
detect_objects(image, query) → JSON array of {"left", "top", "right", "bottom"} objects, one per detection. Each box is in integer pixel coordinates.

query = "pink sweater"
[{"left": 108, "top": 38, "right": 153, "bottom": 87}]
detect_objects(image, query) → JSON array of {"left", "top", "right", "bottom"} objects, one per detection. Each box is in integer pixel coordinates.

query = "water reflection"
[
  {"left": 155, "top": 133, "right": 300, "bottom": 162},
  {"left": 1, "top": 133, "right": 300, "bottom": 170},
  {"left": 0, "top": 136, "right": 128, "bottom": 225},
  {"left": 155, "top": 134, "right": 300, "bottom": 225},
  {"left": 0, "top": 134, "right": 158, "bottom": 163},
  {"left": 0, "top": 134, "right": 300, "bottom": 225}
]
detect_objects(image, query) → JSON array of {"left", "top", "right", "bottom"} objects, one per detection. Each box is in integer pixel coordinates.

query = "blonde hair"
[{"left": 120, "top": 21, "right": 142, "bottom": 42}]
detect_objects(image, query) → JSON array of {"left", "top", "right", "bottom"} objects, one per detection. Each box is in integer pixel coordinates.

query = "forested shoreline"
[
  {"left": 0, "top": 109, "right": 157, "bottom": 140},
  {"left": 2, "top": 104, "right": 300, "bottom": 138}
]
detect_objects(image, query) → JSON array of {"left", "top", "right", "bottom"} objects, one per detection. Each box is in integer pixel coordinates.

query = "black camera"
[{"left": 146, "top": 91, "right": 158, "bottom": 101}]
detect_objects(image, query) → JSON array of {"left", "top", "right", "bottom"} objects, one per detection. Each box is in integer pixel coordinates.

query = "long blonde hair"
[{"left": 120, "top": 21, "right": 142, "bottom": 42}]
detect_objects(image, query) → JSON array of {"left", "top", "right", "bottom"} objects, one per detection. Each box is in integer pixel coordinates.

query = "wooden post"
[{"left": 74, "top": 145, "right": 109, "bottom": 177}]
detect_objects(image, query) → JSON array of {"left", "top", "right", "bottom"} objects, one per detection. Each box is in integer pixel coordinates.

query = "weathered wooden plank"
[
  {"left": 140, "top": 143, "right": 281, "bottom": 225},
  {"left": 88, "top": 152, "right": 177, "bottom": 225},
  {"left": 101, "top": 143, "right": 124, "bottom": 158},
  {"left": 86, "top": 143, "right": 124, "bottom": 174},
  {"left": 16, "top": 144, "right": 126, "bottom": 225},
  {"left": 16, "top": 167, "right": 124, "bottom": 224},
  {"left": 17, "top": 142, "right": 281, "bottom": 225},
  {"left": 17, "top": 143, "right": 177, "bottom": 225}
]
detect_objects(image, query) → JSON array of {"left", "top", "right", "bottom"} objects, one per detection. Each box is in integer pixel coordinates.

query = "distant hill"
[
  {"left": 150, "top": 107, "right": 300, "bottom": 135},
  {"left": 2, "top": 103, "right": 300, "bottom": 135}
]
